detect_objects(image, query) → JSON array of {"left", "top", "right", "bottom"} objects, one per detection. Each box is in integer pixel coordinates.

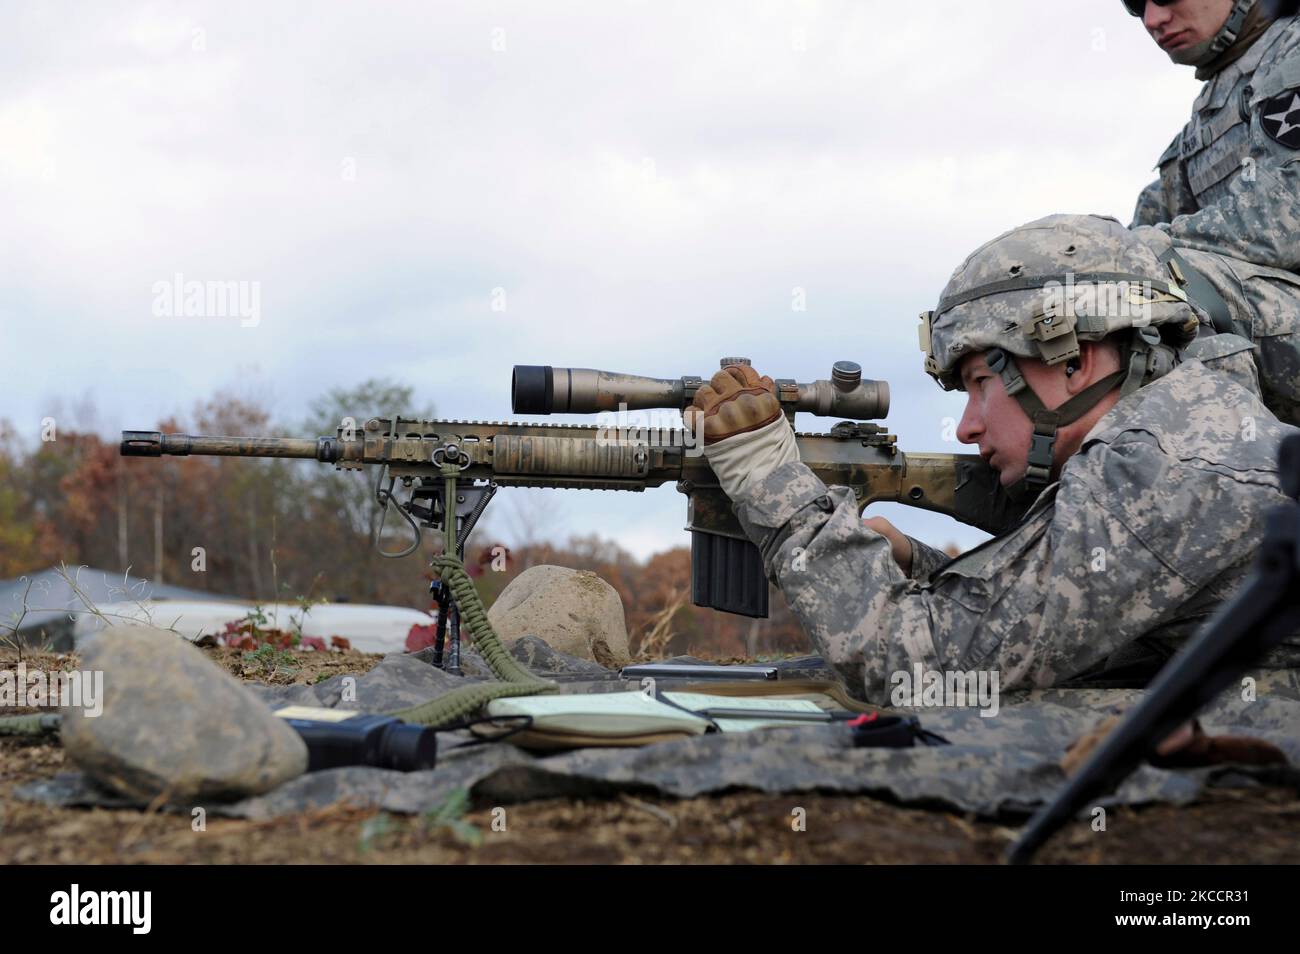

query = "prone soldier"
[{"left": 685, "top": 214, "right": 1300, "bottom": 702}]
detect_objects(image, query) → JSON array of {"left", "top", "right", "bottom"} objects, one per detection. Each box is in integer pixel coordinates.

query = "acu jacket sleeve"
[{"left": 730, "top": 433, "right": 1252, "bottom": 704}]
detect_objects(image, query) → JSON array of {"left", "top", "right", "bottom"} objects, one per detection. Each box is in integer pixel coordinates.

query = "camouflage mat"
[{"left": 16, "top": 637, "right": 1300, "bottom": 819}]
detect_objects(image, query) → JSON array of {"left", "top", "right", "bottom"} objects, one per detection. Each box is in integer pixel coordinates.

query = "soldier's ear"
[
  {"left": 1067, "top": 341, "right": 1118, "bottom": 393},
  {"left": 1063, "top": 355, "right": 1088, "bottom": 394}
]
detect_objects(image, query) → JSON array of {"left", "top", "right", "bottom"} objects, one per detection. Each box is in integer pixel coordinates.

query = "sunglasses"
[{"left": 1122, "top": 0, "right": 1179, "bottom": 14}]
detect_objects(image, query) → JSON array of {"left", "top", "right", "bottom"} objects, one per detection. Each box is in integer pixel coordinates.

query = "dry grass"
[{"left": 631, "top": 588, "right": 689, "bottom": 659}]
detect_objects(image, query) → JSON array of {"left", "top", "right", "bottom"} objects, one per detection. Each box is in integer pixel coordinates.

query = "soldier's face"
[
  {"left": 955, "top": 353, "right": 1037, "bottom": 486},
  {"left": 1138, "top": 0, "right": 1235, "bottom": 57}
]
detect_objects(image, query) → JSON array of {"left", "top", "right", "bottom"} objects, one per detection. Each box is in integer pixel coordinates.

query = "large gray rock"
[
  {"left": 60, "top": 625, "right": 308, "bottom": 802},
  {"left": 486, "top": 565, "right": 630, "bottom": 667}
]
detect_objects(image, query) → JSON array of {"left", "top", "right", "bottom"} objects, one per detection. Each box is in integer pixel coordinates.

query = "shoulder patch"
[{"left": 1260, "top": 89, "right": 1300, "bottom": 149}]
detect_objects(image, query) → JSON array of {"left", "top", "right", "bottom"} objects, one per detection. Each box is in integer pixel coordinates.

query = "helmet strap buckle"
[
  {"left": 986, "top": 347, "right": 1028, "bottom": 397},
  {"left": 1024, "top": 413, "right": 1059, "bottom": 488}
]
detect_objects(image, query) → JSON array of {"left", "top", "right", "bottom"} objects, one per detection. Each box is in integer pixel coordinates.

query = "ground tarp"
[{"left": 16, "top": 638, "right": 1300, "bottom": 819}]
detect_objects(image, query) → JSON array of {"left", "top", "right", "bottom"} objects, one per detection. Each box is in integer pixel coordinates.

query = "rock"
[
  {"left": 60, "top": 625, "right": 308, "bottom": 803},
  {"left": 486, "top": 566, "right": 630, "bottom": 667},
  {"left": 506, "top": 634, "right": 615, "bottom": 676},
  {"left": 326, "top": 652, "right": 480, "bottom": 711}
]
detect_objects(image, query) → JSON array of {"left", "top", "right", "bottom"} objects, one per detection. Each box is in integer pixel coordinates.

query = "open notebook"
[{"left": 485, "top": 690, "right": 828, "bottom": 749}]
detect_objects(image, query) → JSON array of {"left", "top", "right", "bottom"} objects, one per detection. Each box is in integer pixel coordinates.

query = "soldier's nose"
[
  {"left": 956, "top": 398, "right": 983, "bottom": 445},
  {"left": 1143, "top": 3, "right": 1172, "bottom": 31}
]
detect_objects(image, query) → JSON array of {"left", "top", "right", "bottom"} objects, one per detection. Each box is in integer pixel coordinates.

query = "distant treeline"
[{"left": 2, "top": 379, "right": 817, "bottom": 658}]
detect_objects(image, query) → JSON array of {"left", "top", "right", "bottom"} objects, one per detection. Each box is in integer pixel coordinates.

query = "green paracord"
[
  {"left": 0, "top": 556, "right": 555, "bottom": 738},
  {"left": 386, "top": 554, "right": 558, "bottom": 727},
  {"left": 0, "top": 713, "right": 60, "bottom": 737}
]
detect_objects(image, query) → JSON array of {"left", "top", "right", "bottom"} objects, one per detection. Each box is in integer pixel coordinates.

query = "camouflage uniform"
[
  {"left": 1133, "top": 230, "right": 1300, "bottom": 424},
  {"left": 1130, "top": 14, "right": 1300, "bottom": 255},
  {"left": 711, "top": 215, "right": 1300, "bottom": 704},
  {"left": 731, "top": 364, "right": 1300, "bottom": 704},
  {"left": 1129, "top": 14, "right": 1300, "bottom": 423}
]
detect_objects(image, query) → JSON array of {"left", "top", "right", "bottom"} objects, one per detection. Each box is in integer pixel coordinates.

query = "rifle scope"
[{"left": 512, "top": 359, "right": 889, "bottom": 421}]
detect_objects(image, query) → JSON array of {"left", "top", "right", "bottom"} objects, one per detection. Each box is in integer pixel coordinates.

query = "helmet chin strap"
[
  {"left": 984, "top": 328, "right": 1177, "bottom": 501},
  {"left": 1171, "top": 0, "right": 1256, "bottom": 67}
]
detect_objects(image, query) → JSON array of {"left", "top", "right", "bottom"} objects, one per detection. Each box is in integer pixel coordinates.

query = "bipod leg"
[
  {"left": 446, "top": 601, "right": 463, "bottom": 676},
  {"left": 430, "top": 577, "right": 451, "bottom": 670}
]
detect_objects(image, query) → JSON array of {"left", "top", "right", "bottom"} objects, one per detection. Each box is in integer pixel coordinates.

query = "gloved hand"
[
  {"left": 682, "top": 365, "right": 782, "bottom": 444},
  {"left": 1061, "top": 716, "right": 1287, "bottom": 776},
  {"left": 684, "top": 364, "right": 798, "bottom": 499}
]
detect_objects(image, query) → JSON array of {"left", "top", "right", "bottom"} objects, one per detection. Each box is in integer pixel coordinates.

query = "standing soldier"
[
  {"left": 1126, "top": 0, "right": 1300, "bottom": 423},
  {"left": 1129, "top": 0, "right": 1299, "bottom": 249}
]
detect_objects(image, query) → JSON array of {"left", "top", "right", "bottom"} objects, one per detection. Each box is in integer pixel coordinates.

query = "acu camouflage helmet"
[
  {"left": 920, "top": 214, "right": 1200, "bottom": 390},
  {"left": 918, "top": 213, "right": 1202, "bottom": 494}
]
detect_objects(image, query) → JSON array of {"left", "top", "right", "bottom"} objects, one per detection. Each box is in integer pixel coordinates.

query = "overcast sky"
[{"left": 1, "top": 0, "right": 1205, "bottom": 559}]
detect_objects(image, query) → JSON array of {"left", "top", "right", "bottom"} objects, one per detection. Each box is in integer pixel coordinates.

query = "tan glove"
[
  {"left": 682, "top": 365, "right": 782, "bottom": 444},
  {"left": 1061, "top": 716, "right": 1287, "bottom": 776}
]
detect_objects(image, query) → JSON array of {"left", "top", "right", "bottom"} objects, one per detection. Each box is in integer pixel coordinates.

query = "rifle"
[{"left": 121, "top": 358, "right": 1024, "bottom": 671}]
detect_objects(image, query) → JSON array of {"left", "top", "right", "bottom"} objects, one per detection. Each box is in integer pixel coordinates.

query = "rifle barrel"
[
  {"left": 120, "top": 431, "right": 335, "bottom": 461},
  {"left": 119, "top": 424, "right": 1025, "bottom": 536}
]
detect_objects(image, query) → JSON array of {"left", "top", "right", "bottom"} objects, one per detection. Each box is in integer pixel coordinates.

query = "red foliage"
[
  {"left": 404, "top": 624, "right": 437, "bottom": 652},
  {"left": 299, "top": 636, "right": 327, "bottom": 652},
  {"left": 217, "top": 617, "right": 298, "bottom": 651},
  {"left": 329, "top": 636, "right": 352, "bottom": 651}
]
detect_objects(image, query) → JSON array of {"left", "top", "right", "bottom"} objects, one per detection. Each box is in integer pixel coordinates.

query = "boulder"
[
  {"left": 486, "top": 565, "right": 630, "bottom": 667},
  {"left": 60, "top": 625, "right": 308, "bottom": 803}
]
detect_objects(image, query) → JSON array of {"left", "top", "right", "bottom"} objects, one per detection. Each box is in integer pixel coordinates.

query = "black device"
[
  {"left": 848, "top": 712, "right": 949, "bottom": 748},
  {"left": 283, "top": 714, "right": 439, "bottom": 772}
]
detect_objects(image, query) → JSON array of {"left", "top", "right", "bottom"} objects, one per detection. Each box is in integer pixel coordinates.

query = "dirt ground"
[{"left": 3, "top": 647, "right": 1299, "bottom": 865}]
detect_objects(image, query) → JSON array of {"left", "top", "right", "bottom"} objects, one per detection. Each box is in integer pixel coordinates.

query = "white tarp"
[
  {"left": 0, "top": 566, "right": 235, "bottom": 646},
  {"left": 73, "top": 600, "right": 435, "bottom": 655}
]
